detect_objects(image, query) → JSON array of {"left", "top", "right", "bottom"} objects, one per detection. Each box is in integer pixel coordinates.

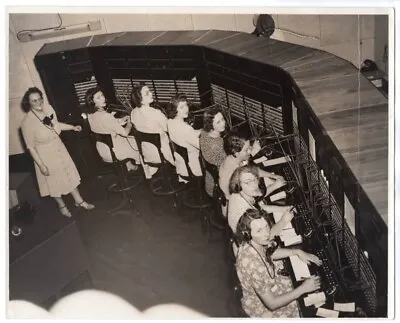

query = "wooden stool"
[
  {"left": 90, "top": 132, "right": 143, "bottom": 215},
  {"left": 171, "top": 142, "right": 213, "bottom": 239}
]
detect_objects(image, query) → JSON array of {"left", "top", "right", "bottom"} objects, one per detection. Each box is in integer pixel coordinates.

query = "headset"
[
  {"left": 239, "top": 226, "right": 252, "bottom": 243},
  {"left": 236, "top": 209, "right": 281, "bottom": 278}
]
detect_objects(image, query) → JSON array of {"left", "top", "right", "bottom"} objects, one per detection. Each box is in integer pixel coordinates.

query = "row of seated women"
[
  {"left": 85, "top": 83, "right": 285, "bottom": 190},
  {"left": 85, "top": 84, "right": 200, "bottom": 181},
  {"left": 20, "top": 84, "right": 324, "bottom": 318},
  {"left": 84, "top": 83, "right": 302, "bottom": 220},
  {"left": 84, "top": 83, "right": 326, "bottom": 317}
]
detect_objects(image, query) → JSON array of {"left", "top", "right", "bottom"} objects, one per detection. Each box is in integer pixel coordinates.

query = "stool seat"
[
  {"left": 150, "top": 176, "right": 187, "bottom": 196},
  {"left": 132, "top": 128, "right": 185, "bottom": 213},
  {"left": 133, "top": 129, "right": 184, "bottom": 195},
  {"left": 171, "top": 141, "right": 216, "bottom": 239},
  {"left": 90, "top": 132, "right": 143, "bottom": 215},
  {"left": 182, "top": 187, "right": 212, "bottom": 209},
  {"left": 200, "top": 153, "right": 228, "bottom": 234}
]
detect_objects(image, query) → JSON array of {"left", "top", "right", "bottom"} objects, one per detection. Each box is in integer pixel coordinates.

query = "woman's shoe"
[
  {"left": 59, "top": 205, "right": 72, "bottom": 217},
  {"left": 74, "top": 201, "right": 95, "bottom": 210}
]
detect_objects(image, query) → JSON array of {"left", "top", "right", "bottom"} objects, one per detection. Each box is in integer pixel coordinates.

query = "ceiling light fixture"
[{"left": 17, "top": 20, "right": 102, "bottom": 43}]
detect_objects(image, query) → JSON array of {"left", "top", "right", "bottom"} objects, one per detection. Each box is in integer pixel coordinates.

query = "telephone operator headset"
[{"left": 236, "top": 209, "right": 280, "bottom": 279}]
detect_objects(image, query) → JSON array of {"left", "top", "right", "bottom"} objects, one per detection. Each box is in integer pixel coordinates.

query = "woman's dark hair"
[
  {"left": 21, "top": 87, "right": 43, "bottom": 112},
  {"left": 165, "top": 93, "right": 187, "bottom": 119},
  {"left": 229, "top": 164, "right": 260, "bottom": 194},
  {"left": 203, "top": 104, "right": 224, "bottom": 132},
  {"left": 235, "top": 208, "right": 270, "bottom": 244},
  {"left": 223, "top": 132, "right": 249, "bottom": 156},
  {"left": 85, "top": 86, "right": 104, "bottom": 114},
  {"left": 130, "top": 82, "right": 147, "bottom": 108},
  {"left": 236, "top": 208, "right": 277, "bottom": 273}
]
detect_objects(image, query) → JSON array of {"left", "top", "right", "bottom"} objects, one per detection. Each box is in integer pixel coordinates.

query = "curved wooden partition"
[{"left": 35, "top": 30, "right": 388, "bottom": 316}]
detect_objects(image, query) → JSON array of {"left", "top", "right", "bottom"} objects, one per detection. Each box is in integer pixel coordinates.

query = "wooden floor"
[
  {"left": 78, "top": 177, "right": 234, "bottom": 316},
  {"left": 9, "top": 175, "right": 235, "bottom": 316},
  {"left": 39, "top": 30, "right": 389, "bottom": 224}
]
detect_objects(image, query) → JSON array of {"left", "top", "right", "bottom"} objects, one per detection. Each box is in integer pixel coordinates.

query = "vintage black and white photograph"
[{"left": 7, "top": 5, "right": 393, "bottom": 319}]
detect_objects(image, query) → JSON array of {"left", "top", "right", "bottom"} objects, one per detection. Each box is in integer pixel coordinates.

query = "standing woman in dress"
[{"left": 20, "top": 87, "right": 95, "bottom": 217}]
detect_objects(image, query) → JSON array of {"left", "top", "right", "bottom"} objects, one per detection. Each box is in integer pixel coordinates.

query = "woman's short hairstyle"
[
  {"left": 85, "top": 86, "right": 104, "bottom": 114},
  {"left": 130, "top": 82, "right": 147, "bottom": 108},
  {"left": 229, "top": 164, "right": 260, "bottom": 194},
  {"left": 165, "top": 93, "right": 187, "bottom": 119},
  {"left": 203, "top": 104, "right": 223, "bottom": 132},
  {"left": 223, "top": 132, "right": 249, "bottom": 156},
  {"left": 235, "top": 208, "right": 270, "bottom": 244},
  {"left": 21, "top": 87, "right": 43, "bottom": 112}
]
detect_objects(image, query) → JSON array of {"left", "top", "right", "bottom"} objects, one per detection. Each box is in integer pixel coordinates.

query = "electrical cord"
[
  {"left": 17, "top": 13, "right": 63, "bottom": 41},
  {"left": 266, "top": 28, "right": 319, "bottom": 40},
  {"left": 125, "top": 136, "right": 139, "bottom": 153},
  {"left": 76, "top": 125, "right": 90, "bottom": 176},
  {"left": 31, "top": 108, "right": 90, "bottom": 175}
]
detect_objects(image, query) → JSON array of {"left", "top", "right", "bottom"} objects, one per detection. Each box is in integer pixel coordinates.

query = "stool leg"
[
  {"left": 105, "top": 189, "right": 111, "bottom": 209},
  {"left": 106, "top": 183, "right": 135, "bottom": 216},
  {"left": 107, "top": 197, "right": 131, "bottom": 215},
  {"left": 205, "top": 209, "right": 211, "bottom": 241}
]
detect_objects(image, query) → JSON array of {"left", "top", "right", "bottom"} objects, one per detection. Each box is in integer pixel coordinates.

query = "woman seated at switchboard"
[
  {"left": 166, "top": 93, "right": 202, "bottom": 179},
  {"left": 227, "top": 165, "right": 295, "bottom": 236},
  {"left": 199, "top": 104, "right": 227, "bottom": 197},
  {"left": 85, "top": 87, "right": 140, "bottom": 172},
  {"left": 235, "top": 208, "right": 322, "bottom": 318},
  {"left": 219, "top": 132, "right": 285, "bottom": 201},
  {"left": 130, "top": 83, "right": 175, "bottom": 179}
]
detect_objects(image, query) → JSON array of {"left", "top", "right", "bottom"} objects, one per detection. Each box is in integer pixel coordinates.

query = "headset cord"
[{"left": 31, "top": 109, "right": 90, "bottom": 175}]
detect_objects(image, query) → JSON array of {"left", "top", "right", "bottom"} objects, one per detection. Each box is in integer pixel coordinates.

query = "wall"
[
  {"left": 374, "top": 15, "right": 389, "bottom": 73},
  {"left": 9, "top": 13, "right": 388, "bottom": 155}
]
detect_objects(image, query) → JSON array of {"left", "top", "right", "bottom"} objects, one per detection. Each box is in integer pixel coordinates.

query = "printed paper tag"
[
  {"left": 316, "top": 308, "right": 339, "bottom": 318},
  {"left": 333, "top": 302, "right": 356, "bottom": 312}
]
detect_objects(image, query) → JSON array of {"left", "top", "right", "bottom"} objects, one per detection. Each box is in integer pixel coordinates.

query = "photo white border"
[{"left": 2, "top": 1, "right": 397, "bottom": 321}]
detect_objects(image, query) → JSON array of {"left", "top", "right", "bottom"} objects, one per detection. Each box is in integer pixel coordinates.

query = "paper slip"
[
  {"left": 304, "top": 292, "right": 326, "bottom": 307},
  {"left": 280, "top": 228, "right": 298, "bottom": 238},
  {"left": 272, "top": 212, "right": 293, "bottom": 230},
  {"left": 273, "top": 212, "right": 283, "bottom": 222},
  {"left": 316, "top": 308, "right": 340, "bottom": 318},
  {"left": 282, "top": 222, "right": 293, "bottom": 230},
  {"left": 251, "top": 145, "right": 262, "bottom": 157},
  {"left": 333, "top": 302, "right": 356, "bottom": 312},
  {"left": 283, "top": 235, "right": 302, "bottom": 246},
  {"left": 262, "top": 156, "right": 291, "bottom": 167},
  {"left": 289, "top": 255, "right": 310, "bottom": 281},
  {"left": 314, "top": 302, "right": 325, "bottom": 308},
  {"left": 270, "top": 191, "right": 286, "bottom": 202},
  {"left": 253, "top": 155, "right": 269, "bottom": 164}
]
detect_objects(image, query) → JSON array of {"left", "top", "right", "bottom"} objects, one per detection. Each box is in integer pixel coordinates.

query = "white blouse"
[{"left": 167, "top": 118, "right": 202, "bottom": 177}]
